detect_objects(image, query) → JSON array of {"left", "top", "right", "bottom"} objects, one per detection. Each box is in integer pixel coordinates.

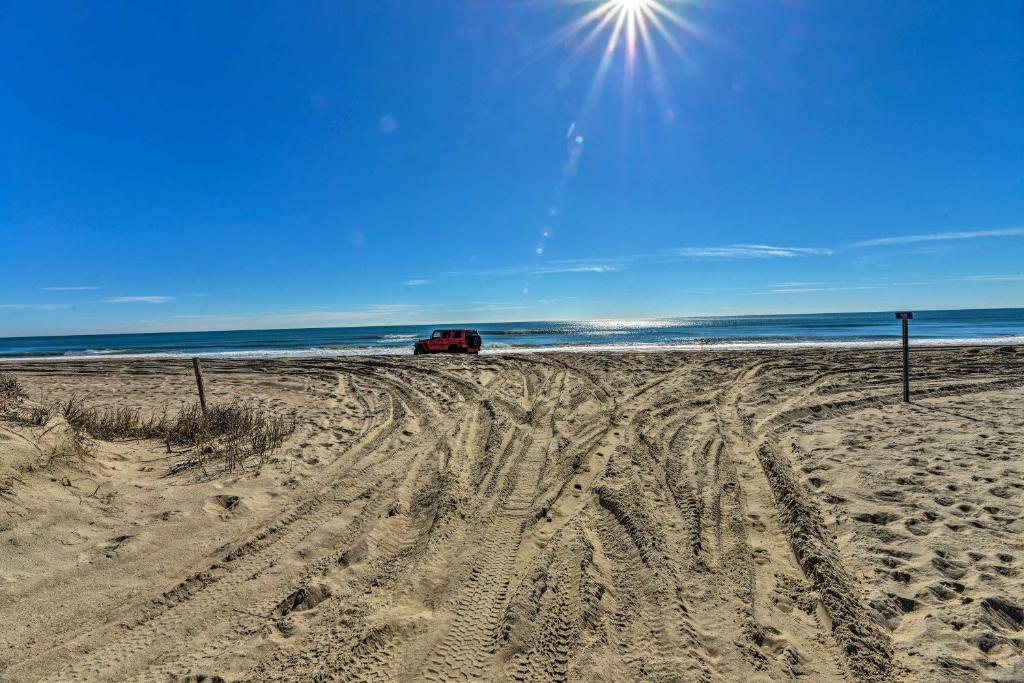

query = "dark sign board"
[{"left": 895, "top": 311, "right": 913, "bottom": 320}]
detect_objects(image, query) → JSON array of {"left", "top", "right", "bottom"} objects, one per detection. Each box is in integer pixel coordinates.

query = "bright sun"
[{"left": 550, "top": 0, "right": 701, "bottom": 118}]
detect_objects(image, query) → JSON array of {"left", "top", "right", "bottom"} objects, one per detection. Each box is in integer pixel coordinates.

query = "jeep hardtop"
[{"left": 413, "top": 329, "right": 482, "bottom": 354}]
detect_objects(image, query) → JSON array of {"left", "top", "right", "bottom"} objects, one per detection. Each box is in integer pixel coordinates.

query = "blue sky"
[{"left": 1, "top": 0, "right": 1022, "bottom": 337}]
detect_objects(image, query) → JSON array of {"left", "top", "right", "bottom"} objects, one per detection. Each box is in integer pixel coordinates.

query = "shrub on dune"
[{"left": 0, "top": 372, "right": 28, "bottom": 414}]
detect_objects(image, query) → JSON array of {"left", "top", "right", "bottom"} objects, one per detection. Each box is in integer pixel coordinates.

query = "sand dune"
[{"left": 1, "top": 347, "right": 1022, "bottom": 682}]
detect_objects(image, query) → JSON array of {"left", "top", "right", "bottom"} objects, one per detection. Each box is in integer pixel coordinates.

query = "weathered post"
[
  {"left": 192, "top": 357, "right": 208, "bottom": 414},
  {"left": 895, "top": 312, "right": 913, "bottom": 402}
]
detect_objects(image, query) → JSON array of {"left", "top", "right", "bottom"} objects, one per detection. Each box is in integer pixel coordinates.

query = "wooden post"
[
  {"left": 192, "top": 357, "right": 208, "bottom": 414},
  {"left": 901, "top": 318, "right": 910, "bottom": 402}
]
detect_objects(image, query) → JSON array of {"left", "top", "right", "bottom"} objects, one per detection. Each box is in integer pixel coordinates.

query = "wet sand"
[{"left": 1, "top": 347, "right": 1022, "bottom": 682}]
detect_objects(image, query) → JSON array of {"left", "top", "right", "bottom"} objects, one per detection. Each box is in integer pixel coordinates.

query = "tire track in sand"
[{"left": 29, "top": 372, "right": 414, "bottom": 682}]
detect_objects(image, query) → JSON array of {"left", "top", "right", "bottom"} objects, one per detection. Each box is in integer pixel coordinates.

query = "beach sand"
[{"left": 1, "top": 347, "right": 1022, "bottom": 682}]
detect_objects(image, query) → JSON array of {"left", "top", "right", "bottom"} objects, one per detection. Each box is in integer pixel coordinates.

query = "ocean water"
[{"left": 1, "top": 308, "right": 1023, "bottom": 360}]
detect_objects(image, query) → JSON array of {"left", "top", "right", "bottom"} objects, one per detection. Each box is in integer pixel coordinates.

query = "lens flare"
[{"left": 523, "top": 1, "right": 702, "bottom": 286}]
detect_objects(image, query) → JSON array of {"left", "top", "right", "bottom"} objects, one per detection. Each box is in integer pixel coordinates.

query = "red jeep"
[{"left": 413, "top": 329, "right": 482, "bottom": 355}]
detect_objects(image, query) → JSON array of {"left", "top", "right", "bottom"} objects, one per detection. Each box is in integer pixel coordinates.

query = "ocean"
[{"left": 1, "top": 308, "right": 1023, "bottom": 360}]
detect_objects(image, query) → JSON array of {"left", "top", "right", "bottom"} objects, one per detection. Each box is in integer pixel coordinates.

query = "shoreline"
[{"left": 2, "top": 335, "right": 1022, "bottom": 362}]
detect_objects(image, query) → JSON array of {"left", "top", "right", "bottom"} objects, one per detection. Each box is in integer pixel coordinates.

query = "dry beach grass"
[{"left": 0, "top": 347, "right": 1022, "bottom": 681}]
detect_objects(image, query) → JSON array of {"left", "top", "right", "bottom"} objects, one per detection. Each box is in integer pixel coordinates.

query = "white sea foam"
[
  {"left": 4, "top": 335, "right": 1022, "bottom": 362},
  {"left": 479, "top": 335, "right": 1024, "bottom": 354},
  {"left": 67, "top": 348, "right": 130, "bottom": 356}
]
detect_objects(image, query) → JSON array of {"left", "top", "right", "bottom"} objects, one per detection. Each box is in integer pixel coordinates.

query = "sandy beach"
[{"left": 1, "top": 346, "right": 1022, "bottom": 682}]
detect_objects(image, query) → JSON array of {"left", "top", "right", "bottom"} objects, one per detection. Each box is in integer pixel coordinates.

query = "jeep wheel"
[{"left": 448, "top": 344, "right": 461, "bottom": 353}]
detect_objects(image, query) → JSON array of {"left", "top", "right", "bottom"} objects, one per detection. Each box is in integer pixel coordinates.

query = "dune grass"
[
  {"left": 3, "top": 371, "right": 297, "bottom": 475},
  {"left": 62, "top": 397, "right": 297, "bottom": 474},
  {"left": 0, "top": 372, "right": 27, "bottom": 414}
]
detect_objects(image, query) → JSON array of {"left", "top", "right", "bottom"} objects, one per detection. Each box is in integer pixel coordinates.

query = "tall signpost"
[{"left": 895, "top": 312, "right": 913, "bottom": 402}]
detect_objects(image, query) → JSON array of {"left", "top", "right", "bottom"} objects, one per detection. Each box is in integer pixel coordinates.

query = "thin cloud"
[
  {"left": 0, "top": 303, "right": 72, "bottom": 310},
  {"left": 774, "top": 281, "right": 828, "bottom": 287},
  {"left": 103, "top": 296, "right": 174, "bottom": 304},
  {"left": 364, "top": 303, "right": 423, "bottom": 316},
  {"left": 462, "top": 303, "right": 528, "bottom": 313},
  {"left": 449, "top": 244, "right": 830, "bottom": 278},
  {"left": 448, "top": 264, "right": 617, "bottom": 277},
  {"left": 672, "top": 244, "right": 833, "bottom": 259},
  {"left": 850, "top": 227, "right": 1024, "bottom": 247},
  {"left": 752, "top": 285, "right": 881, "bottom": 295},
  {"left": 960, "top": 274, "right": 1024, "bottom": 282},
  {"left": 401, "top": 279, "right": 431, "bottom": 286},
  {"left": 175, "top": 310, "right": 376, "bottom": 325},
  {"left": 545, "top": 265, "right": 617, "bottom": 273},
  {"left": 169, "top": 304, "right": 423, "bottom": 330},
  {"left": 41, "top": 286, "right": 100, "bottom": 291}
]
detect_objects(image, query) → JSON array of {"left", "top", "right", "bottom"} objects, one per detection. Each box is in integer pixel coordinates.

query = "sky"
[{"left": 1, "top": 0, "right": 1023, "bottom": 337}]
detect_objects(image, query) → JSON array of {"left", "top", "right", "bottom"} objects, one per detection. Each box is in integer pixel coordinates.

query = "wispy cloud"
[
  {"left": 401, "top": 279, "right": 431, "bottom": 286},
  {"left": 462, "top": 303, "right": 528, "bottom": 313},
  {"left": 103, "top": 296, "right": 174, "bottom": 304},
  {"left": 41, "top": 286, "right": 100, "bottom": 291},
  {"left": 754, "top": 284, "right": 881, "bottom": 294},
  {"left": 773, "top": 281, "right": 828, "bottom": 287},
  {"left": 171, "top": 304, "right": 422, "bottom": 329},
  {"left": 850, "top": 227, "right": 1024, "bottom": 248},
  {"left": 449, "top": 244, "right": 830, "bottom": 278},
  {"left": 544, "top": 265, "right": 617, "bottom": 273},
  {"left": 960, "top": 274, "right": 1024, "bottom": 282},
  {"left": 0, "top": 303, "right": 72, "bottom": 310},
  {"left": 448, "top": 264, "right": 617, "bottom": 277},
  {"left": 672, "top": 244, "right": 833, "bottom": 259},
  {"left": 364, "top": 303, "right": 423, "bottom": 316}
]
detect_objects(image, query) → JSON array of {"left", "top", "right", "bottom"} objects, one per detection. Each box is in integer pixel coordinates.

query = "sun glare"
[{"left": 551, "top": 0, "right": 702, "bottom": 119}]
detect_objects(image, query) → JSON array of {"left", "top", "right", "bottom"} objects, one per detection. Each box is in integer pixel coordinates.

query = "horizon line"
[{"left": 1, "top": 305, "right": 1021, "bottom": 341}]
